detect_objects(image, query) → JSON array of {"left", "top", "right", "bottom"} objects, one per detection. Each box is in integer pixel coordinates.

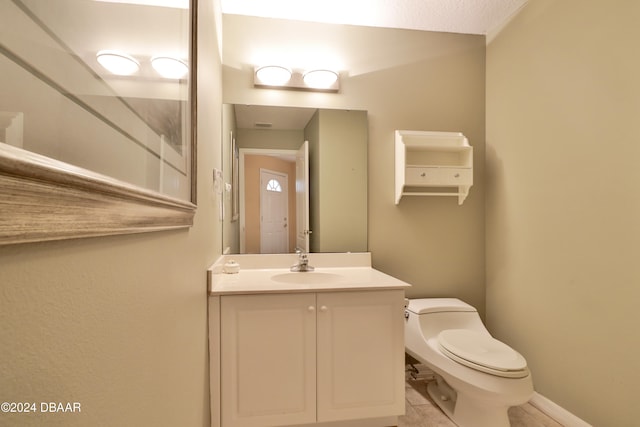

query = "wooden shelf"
[{"left": 395, "top": 130, "right": 473, "bottom": 205}]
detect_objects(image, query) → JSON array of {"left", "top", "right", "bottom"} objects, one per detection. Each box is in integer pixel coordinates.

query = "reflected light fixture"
[
  {"left": 255, "top": 65, "right": 292, "bottom": 86},
  {"left": 96, "top": 50, "right": 140, "bottom": 75},
  {"left": 151, "top": 56, "right": 189, "bottom": 79},
  {"left": 303, "top": 69, "right": 338, "bottom": 89}
]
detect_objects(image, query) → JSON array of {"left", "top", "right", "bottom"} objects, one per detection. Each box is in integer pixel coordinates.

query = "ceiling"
[{"left": 220, "top": 0, "right": 529, "bottom": 36}]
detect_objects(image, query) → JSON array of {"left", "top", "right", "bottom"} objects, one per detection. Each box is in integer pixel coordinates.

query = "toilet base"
[{"left": 427, "top": 378, "right": 511, "bottom": 427}]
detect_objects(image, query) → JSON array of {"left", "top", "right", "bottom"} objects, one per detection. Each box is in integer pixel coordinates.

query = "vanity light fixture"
[
  {"left": 255, "top": 65, "right": 292, "bottom": 86},
  {"left": 303, "top": 69, "right": 339, "bottom": 89},
  {"left": 254, "top": 66, "right": 340, "bottom": 92},
  {"left": 96, "top": 50, "right": 140, "bottom": 75},
  {"left": 151, "top": 56, "right": 189, "bottom": 79}
]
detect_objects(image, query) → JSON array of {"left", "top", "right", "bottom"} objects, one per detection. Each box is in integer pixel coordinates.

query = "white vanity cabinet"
[
  {"left": 219, "top": 289, "right": 406, "bottom": 427},
  {"left": 395, "top": 130, "right": 473, "bottom": 205}
]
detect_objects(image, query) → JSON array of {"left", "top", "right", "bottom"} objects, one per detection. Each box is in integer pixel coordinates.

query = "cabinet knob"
[
  {"left": 320, "top": 305, "right": 328, "bottom": 312},
  {"left": 420, "top": 172, "right": 426, "bottom": 177},
  {"left": 308, "top": 306, "right": 315, "bottom": 312},
  {"left": 454, "top": 173, "right": 460, "bottom": 178}
]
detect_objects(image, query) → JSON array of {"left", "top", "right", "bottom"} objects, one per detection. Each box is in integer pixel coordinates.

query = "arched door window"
[{"left": 266, "top": 178, "right": 282, "bottom": 192}]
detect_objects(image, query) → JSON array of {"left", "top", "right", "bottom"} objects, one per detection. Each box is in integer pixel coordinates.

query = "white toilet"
[{"left": 404, "top": 298, "right": 533, "bottom": 427}]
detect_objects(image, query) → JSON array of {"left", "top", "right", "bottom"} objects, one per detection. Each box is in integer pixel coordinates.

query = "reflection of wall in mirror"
[
  {"left": 306, "top": 109, "right": 368, "bottom": 253},
  {"left": 222, "top": 104, "right": 239, "bottom": 254},
  {"left": 0, "top": 112, "right": 24, "bottom": 147}
]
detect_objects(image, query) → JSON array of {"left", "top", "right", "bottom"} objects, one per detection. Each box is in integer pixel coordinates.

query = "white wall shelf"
[{"left": 395, "top": 130, "right": 473, "bottom": 205}]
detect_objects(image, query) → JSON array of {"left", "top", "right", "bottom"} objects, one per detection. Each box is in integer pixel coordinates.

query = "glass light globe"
[
  {"left": 255, "top": 65, "right": 292, "bottom": 86},
  {"left": 96, "top": 50, "right": 140, "bottom": 75},
  {"left": 303, "top": 69, "right": 338, "bottom": 89},
  {"left": 151, "top": 56, "right": 189, "bottom": 79}
]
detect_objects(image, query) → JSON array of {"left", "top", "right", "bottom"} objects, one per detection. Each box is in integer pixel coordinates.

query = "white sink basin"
[{"left": 271, "top": 272, "right": 344, "bottom": 285}]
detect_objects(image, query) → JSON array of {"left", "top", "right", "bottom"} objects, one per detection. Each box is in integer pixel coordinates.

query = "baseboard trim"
[
  {"left": 285, "top": 416, "right": 397, "bottom": 427},
  {"left": 530, "top": 392, "right": 592, "bottom": 427}
]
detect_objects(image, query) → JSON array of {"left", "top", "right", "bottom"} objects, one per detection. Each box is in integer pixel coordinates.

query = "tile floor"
[{"left": 399, "top": 374, "right": 564, "bottom": 427}]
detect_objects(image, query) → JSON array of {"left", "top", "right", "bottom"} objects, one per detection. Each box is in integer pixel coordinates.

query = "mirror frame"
[{"left": 0, "top": 0, "right": 197, "bottom": 246}]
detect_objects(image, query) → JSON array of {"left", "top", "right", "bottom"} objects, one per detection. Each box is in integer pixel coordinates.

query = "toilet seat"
[{"left": 438, "top": 329, "right": 529, "bottom": 379}]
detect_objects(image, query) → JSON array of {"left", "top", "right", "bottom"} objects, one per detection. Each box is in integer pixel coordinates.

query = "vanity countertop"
[{"left": 208, "top": 253, "right": 411, "bottom": 295}]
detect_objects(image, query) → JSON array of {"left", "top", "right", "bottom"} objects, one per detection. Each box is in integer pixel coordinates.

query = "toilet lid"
[
  {"left": 407, "top": 298, "right": 476, "bottom": 315},
  {"left": 438, "top": 329, "right": 529, "bottom": 379}
]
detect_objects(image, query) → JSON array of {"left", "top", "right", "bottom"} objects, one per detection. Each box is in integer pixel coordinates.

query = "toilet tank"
[{"left": 406, "top": 298, "right": 489, "bottom": 338}]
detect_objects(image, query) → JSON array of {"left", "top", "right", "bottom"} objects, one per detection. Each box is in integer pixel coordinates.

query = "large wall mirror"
[
  {"left": 0, "top": 0, "right": 196, "bottom": 245},
  {"left": 222, "top": 104, "right": 368, "bottom": 254}
]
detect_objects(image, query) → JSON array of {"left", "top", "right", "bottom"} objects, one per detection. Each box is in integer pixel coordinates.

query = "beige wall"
[
  {"left": 223, "top": 15, "right": 487, "bottom": 313},
  {"left": 486, "top": 1, "right": 640, "bottom": 426},
  {"left": 0, "top": 1, "right": 223, "bottom": 426}
]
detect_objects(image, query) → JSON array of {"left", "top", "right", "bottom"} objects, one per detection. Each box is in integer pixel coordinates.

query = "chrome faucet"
[{"left": 290, "top": 248, "right": 314, "bottom": 272}]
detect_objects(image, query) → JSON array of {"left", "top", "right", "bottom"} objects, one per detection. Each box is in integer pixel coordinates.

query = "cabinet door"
[
  {"left": 221, "top": 293, "right": 317, "bottom": 427},
  {"left": 316, "top": 290, "right": 405, "bottom": 422}
]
